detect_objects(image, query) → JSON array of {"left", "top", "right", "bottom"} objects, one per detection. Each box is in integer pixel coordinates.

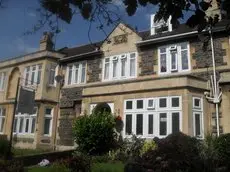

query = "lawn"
[{"left": 27, "top": 162, "right": 124, "bottom": 172}]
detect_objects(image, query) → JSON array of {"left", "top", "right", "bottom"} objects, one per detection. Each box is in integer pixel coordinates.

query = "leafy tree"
[
  {"left": 40, "top": 0, "right": 230, "bottom": 31},
  {"left": 73, "top": 111, "right": 117, "bottom": 155}
]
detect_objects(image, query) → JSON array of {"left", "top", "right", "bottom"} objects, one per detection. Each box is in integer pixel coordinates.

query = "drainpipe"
[{"left": 210, "top": 27, "right": 220, "bottom": 137}]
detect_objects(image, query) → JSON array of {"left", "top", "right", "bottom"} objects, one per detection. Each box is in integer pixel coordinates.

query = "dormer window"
[{"left": 150, "top": 14, "right": 172, "bottom": 35}]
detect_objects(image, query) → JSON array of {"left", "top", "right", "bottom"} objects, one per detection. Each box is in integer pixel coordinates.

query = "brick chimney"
[
  {"left": 39, "top": 32, "right": 54, "bottom": 51},
  {"left": 205, "top": 0, "right": 222, "bottom": 20}
]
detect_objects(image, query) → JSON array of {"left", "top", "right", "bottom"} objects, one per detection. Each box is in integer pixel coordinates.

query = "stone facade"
[
  {"left": 87, "top": 57, "right": 102, "bottom": 83},
  {"left": 139, "top": 50, "right": 156, "bottom": 76},
  {"left": 191, "top": 37, "right": 227, "bottom": 69}
]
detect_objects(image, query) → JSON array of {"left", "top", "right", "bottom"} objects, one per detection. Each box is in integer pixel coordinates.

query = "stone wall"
[
  {"left": 191, "top": 37, "right": 227, "bottom": 69},
  {"left": 87, "top": 57, "right": 102, "bottom": 83},
  {"left": 139, "top": 50, "right": 156, "bottom": 76}
]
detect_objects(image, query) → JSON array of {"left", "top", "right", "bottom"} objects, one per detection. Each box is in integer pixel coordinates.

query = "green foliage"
[
  {"left": 92, "top": 162, "right": 124, "bottom": 172},
  {"left": 0, "top": 159, "right": 25, "bottom": 172},
  {"left": 92, "top": 155, "right": 110, "bottom": 163},
  {"left": 140, "top": 133, "right": 203, "bottom": 172},
  {"left": 0, "top": 139, "right": 10, "bottom": 159},
  {"left": 140, "top": 140, "right": 156, "bottom": 157},
  {"left": 73, "top": 111, "right": 117, "bottom": 155},
  {"left": 49, "top": 162, "right": 70, "bottom": 172},
  {"left": 214, "top": 133, "right": 230, "bottom": 169}
]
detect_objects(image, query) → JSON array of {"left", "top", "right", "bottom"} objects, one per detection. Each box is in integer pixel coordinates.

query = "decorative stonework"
[
  {"left": 191, "top": 37, "right": 227, "bottom": 69},
  {"left": 139, "top": 50, "right": 156, "bottom": 76},
  {"left": 113, "top": 34, "right": 128, "bottom": 45},
  {"left": 87, "top": 58, "right": 102, "bottom": 83},
  {"left": 41, "top": 139, "right": 51, "bottom": 144},
  {"left": 60, "top": 87, "right": 83, "bottom": 108},
  {"left": 13, "top": 137, "right": 34, "bottom": 143}
]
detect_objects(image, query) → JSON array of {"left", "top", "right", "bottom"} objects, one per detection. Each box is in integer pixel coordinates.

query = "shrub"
[
  {"left": 73, "top": 111, "right": 117, "bottom": 155},
  {"left": 50, "top": 162, "right": 70, "bottom": 172},
  {"left": 57, "top": 155, "right": 91, "bottom": 172},
  {"left": 0, "top": 159, "right": 25, "bottom": 172},
  {"left": 140, "top": 132, "right": 203, "bottom": 172},
  {"left": 0, "top": 139, "right": 10, "bottom": 159},
  {"left": 214, "top": 133, "right": 230, "bottom": 169},
  {"left": 140, "top": 140, "right": 156, "bottom": 157}
]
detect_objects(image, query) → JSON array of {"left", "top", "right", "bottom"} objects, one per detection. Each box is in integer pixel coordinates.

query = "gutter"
[{"left": 136, "top": 26, "right": 226, "bottom": 46}]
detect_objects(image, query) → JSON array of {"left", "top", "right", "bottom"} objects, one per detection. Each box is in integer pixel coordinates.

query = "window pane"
[
  {"left": 130, "top": 55, "right": 135, "bottom": 77},
  {"left": 75, "top": 67, "right": 79, "bottom": 83},
  {"left": 148, "top": 99, "right": 154, "bottom": 107},
  {"left": 37, "top": 70, "right": 41, "bottom": 84},
  {"left": 160, "top": 113, "right": 167, "bottom": 135},
  {"left": 68, "top": 66, "right": 72, "bottom": 85},
  {"left": 113, "top": 60, "right": 118, "bottom": 78},
  {"left": 125, "top": 115, "right": 132, "bottom": 135},
  {"left": 160, "top": 54, "right": 167, "bottom": 72},
  {"left": 136, "top": 100, "right": 143, "bottom": 109},
  {"left": 148, "top": 115, "right": 153, "bottom": 134},
  {"left": 159, "top": 98, "right": 167, "bottom": 108},
  {"left": 25, "top": 118, "right": 29, "bottom": 133},
  {"left": 81, "top": 64, "right": 86, "bottom": 83},
  {"left": 136, "top": 114, "right": 143, "bottom": 135},
  {"left": 45, "top": 108, "right": 52, "bottom": 115},
  {"left": 160, "top": 47, "right": 166, "bottom": 53},
  {"left": 126, "top": 101, "right": 132, "bottom": 109},
  {"left": 181, "top": 43, "right": 187, "bottom": 50},
  {"left": 172, "top": 97, "right": 179, "bottom": 107},
  {"left": 171, "top": 52, "right": 177, "bottom": 70},
  {"left": 194, "top": 99, "right": 200, "bottom": 108},
  {"left": 0, "top": 118, "right": 4, "bottom": 132},
  {"left": 195, "top": 113, "right": 201, "bottom": 136},
  {"left": 13, "top": 118, "right": 17, "bottom": 132},
  {"left": 44, "top": 118, "right": 51, "bottom": 135},
  {"left": 121, "top": 58, "right": 127, "bottom": 77},
  {"left": 31, "top": 118, "right": 36, "bottom": 133},
  {"left": 104, "top": 62, "right": 110, "bottom": 79},
  {"left": 181, "top": 50, "right": 189, "bottom": 70},
  {"left": 172, "top": 112, "right": 180, "bottom": 134},
  {"left": 19, "top": 118, "right": 24, "bottom": 133}
]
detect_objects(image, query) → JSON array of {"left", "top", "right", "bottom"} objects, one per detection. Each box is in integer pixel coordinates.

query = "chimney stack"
[{"left": 39, "top": 32, "right": 54, "bottom": 51}]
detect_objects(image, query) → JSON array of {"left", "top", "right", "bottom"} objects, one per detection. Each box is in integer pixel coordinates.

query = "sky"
[{"left": 0, "top": 0, "right": 189, "bottom": 61}]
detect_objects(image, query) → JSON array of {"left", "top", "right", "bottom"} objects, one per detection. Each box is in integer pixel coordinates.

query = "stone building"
[{"left": 0, "top": 0, "right": 230, "bottom": 150}]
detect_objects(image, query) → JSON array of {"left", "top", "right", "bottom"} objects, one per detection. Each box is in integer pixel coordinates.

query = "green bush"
[
  {"left": 73, "top": 111, "right": 117, "bottom": 155},
  {"left": 0, "top": 159, "right": 25, "bottom": 172},
  {"left": 92, "top": 162, "right": 124, "bottom": 172},
  {"left": 140, "top": 133, "right": 203, "bottom": 172},
  {"left": 49, "top": 162, "right": 70, "bottom": 172},
  {"left": 140, "top": 140, "right": 156, "bottom": 157},
  {"left": 0, "top": 139, "right": 10, "bottom": 159},
  {"left": 214, "top": 133, "right": 230, "bottom": 169}
]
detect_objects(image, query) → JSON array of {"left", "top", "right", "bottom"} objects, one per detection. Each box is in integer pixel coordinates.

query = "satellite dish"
[{"left": 55, "top": 75, "right": 64, "bottom": 83}]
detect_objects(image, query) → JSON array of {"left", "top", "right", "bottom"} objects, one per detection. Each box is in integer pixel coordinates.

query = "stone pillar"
[{"left": 39, "top": 32, "right": 54, "bottom": 51}]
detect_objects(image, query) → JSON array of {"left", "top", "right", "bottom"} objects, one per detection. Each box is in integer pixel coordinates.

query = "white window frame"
[
  {"left": 150, "top": 14, "right": 172, "bottom": 35},
  {"left": 158, "top": 43, "right": 191, "bottom": 75},
  {"left": 124, "top": 96, "right": 182, "bottom": 139},
  {"left": 102, "top": 52, "right": 137, "bottom": 82},
  {"left": 65, "top": 62, "right": 87, "bottom": 86},
  {"left": 0, "top": 72, "right": 6, "bottom": 91},
  {"left": 13, "top": 107, "right": 37, "bottom": 135},
  {"left": 0, "top": 107, "right": 6, "bottom": 133},
  {"left": 192, "top": 97, "right": 204, "bottom": 139},
  {"left": 43, "top": 107, "right": 53, "bottom": 136},
  {"left": 48, "top": 64, "right": 58, "bottom": 86},
  {"left": 23, "top": 64, "right": 42, "bottom": 86}
]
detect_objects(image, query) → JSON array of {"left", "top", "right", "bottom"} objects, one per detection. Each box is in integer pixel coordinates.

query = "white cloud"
[{"left": 27, "top": 11, "right": 36, "bottom": 17}]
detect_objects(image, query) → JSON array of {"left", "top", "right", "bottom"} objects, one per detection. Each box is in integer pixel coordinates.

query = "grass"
[
  {"left": 13, "top": 148, "right": 52, "bottom": 157},
  {"left": 27, "top": 162, "right": 124, "bottom": 172}
]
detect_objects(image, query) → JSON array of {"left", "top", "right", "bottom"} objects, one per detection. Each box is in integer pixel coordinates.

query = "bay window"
[
  {"left": 124, "top": 96, "right": 182, "bottom": 138},
  {"left": 14, "top": 107, "right": 37, "bottom": 135},
  {"left": 103, "top": 52, "right": 137, "bottom": 81},
  {"left": 66, "top": 62, "right": 86, "bottom": 85},
  {"left": 48, "top": 64, "right": 58, "bottom": 86},
  {"left": 0, "top": 72, "right": 6, "bottom": 91},
  {"left": 159, "top": 43, "right": 190, "bottom": 74},
  {"left": 24, "top": 64, "right": 42, "bottom": 86}
]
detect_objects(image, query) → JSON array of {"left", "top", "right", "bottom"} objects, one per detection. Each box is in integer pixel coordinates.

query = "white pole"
[{"left": 210, "top": 27, "right": 220, "bottom": 137}]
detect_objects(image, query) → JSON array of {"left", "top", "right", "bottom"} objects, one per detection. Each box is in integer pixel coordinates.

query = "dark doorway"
[{"left": 93, "top": 103, "right": 111, "bottom": 114}]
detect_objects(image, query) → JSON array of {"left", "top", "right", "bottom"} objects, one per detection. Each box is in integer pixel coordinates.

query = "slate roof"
[{"left": 60, "top": 20, "right": 229, "bottom": 60}]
